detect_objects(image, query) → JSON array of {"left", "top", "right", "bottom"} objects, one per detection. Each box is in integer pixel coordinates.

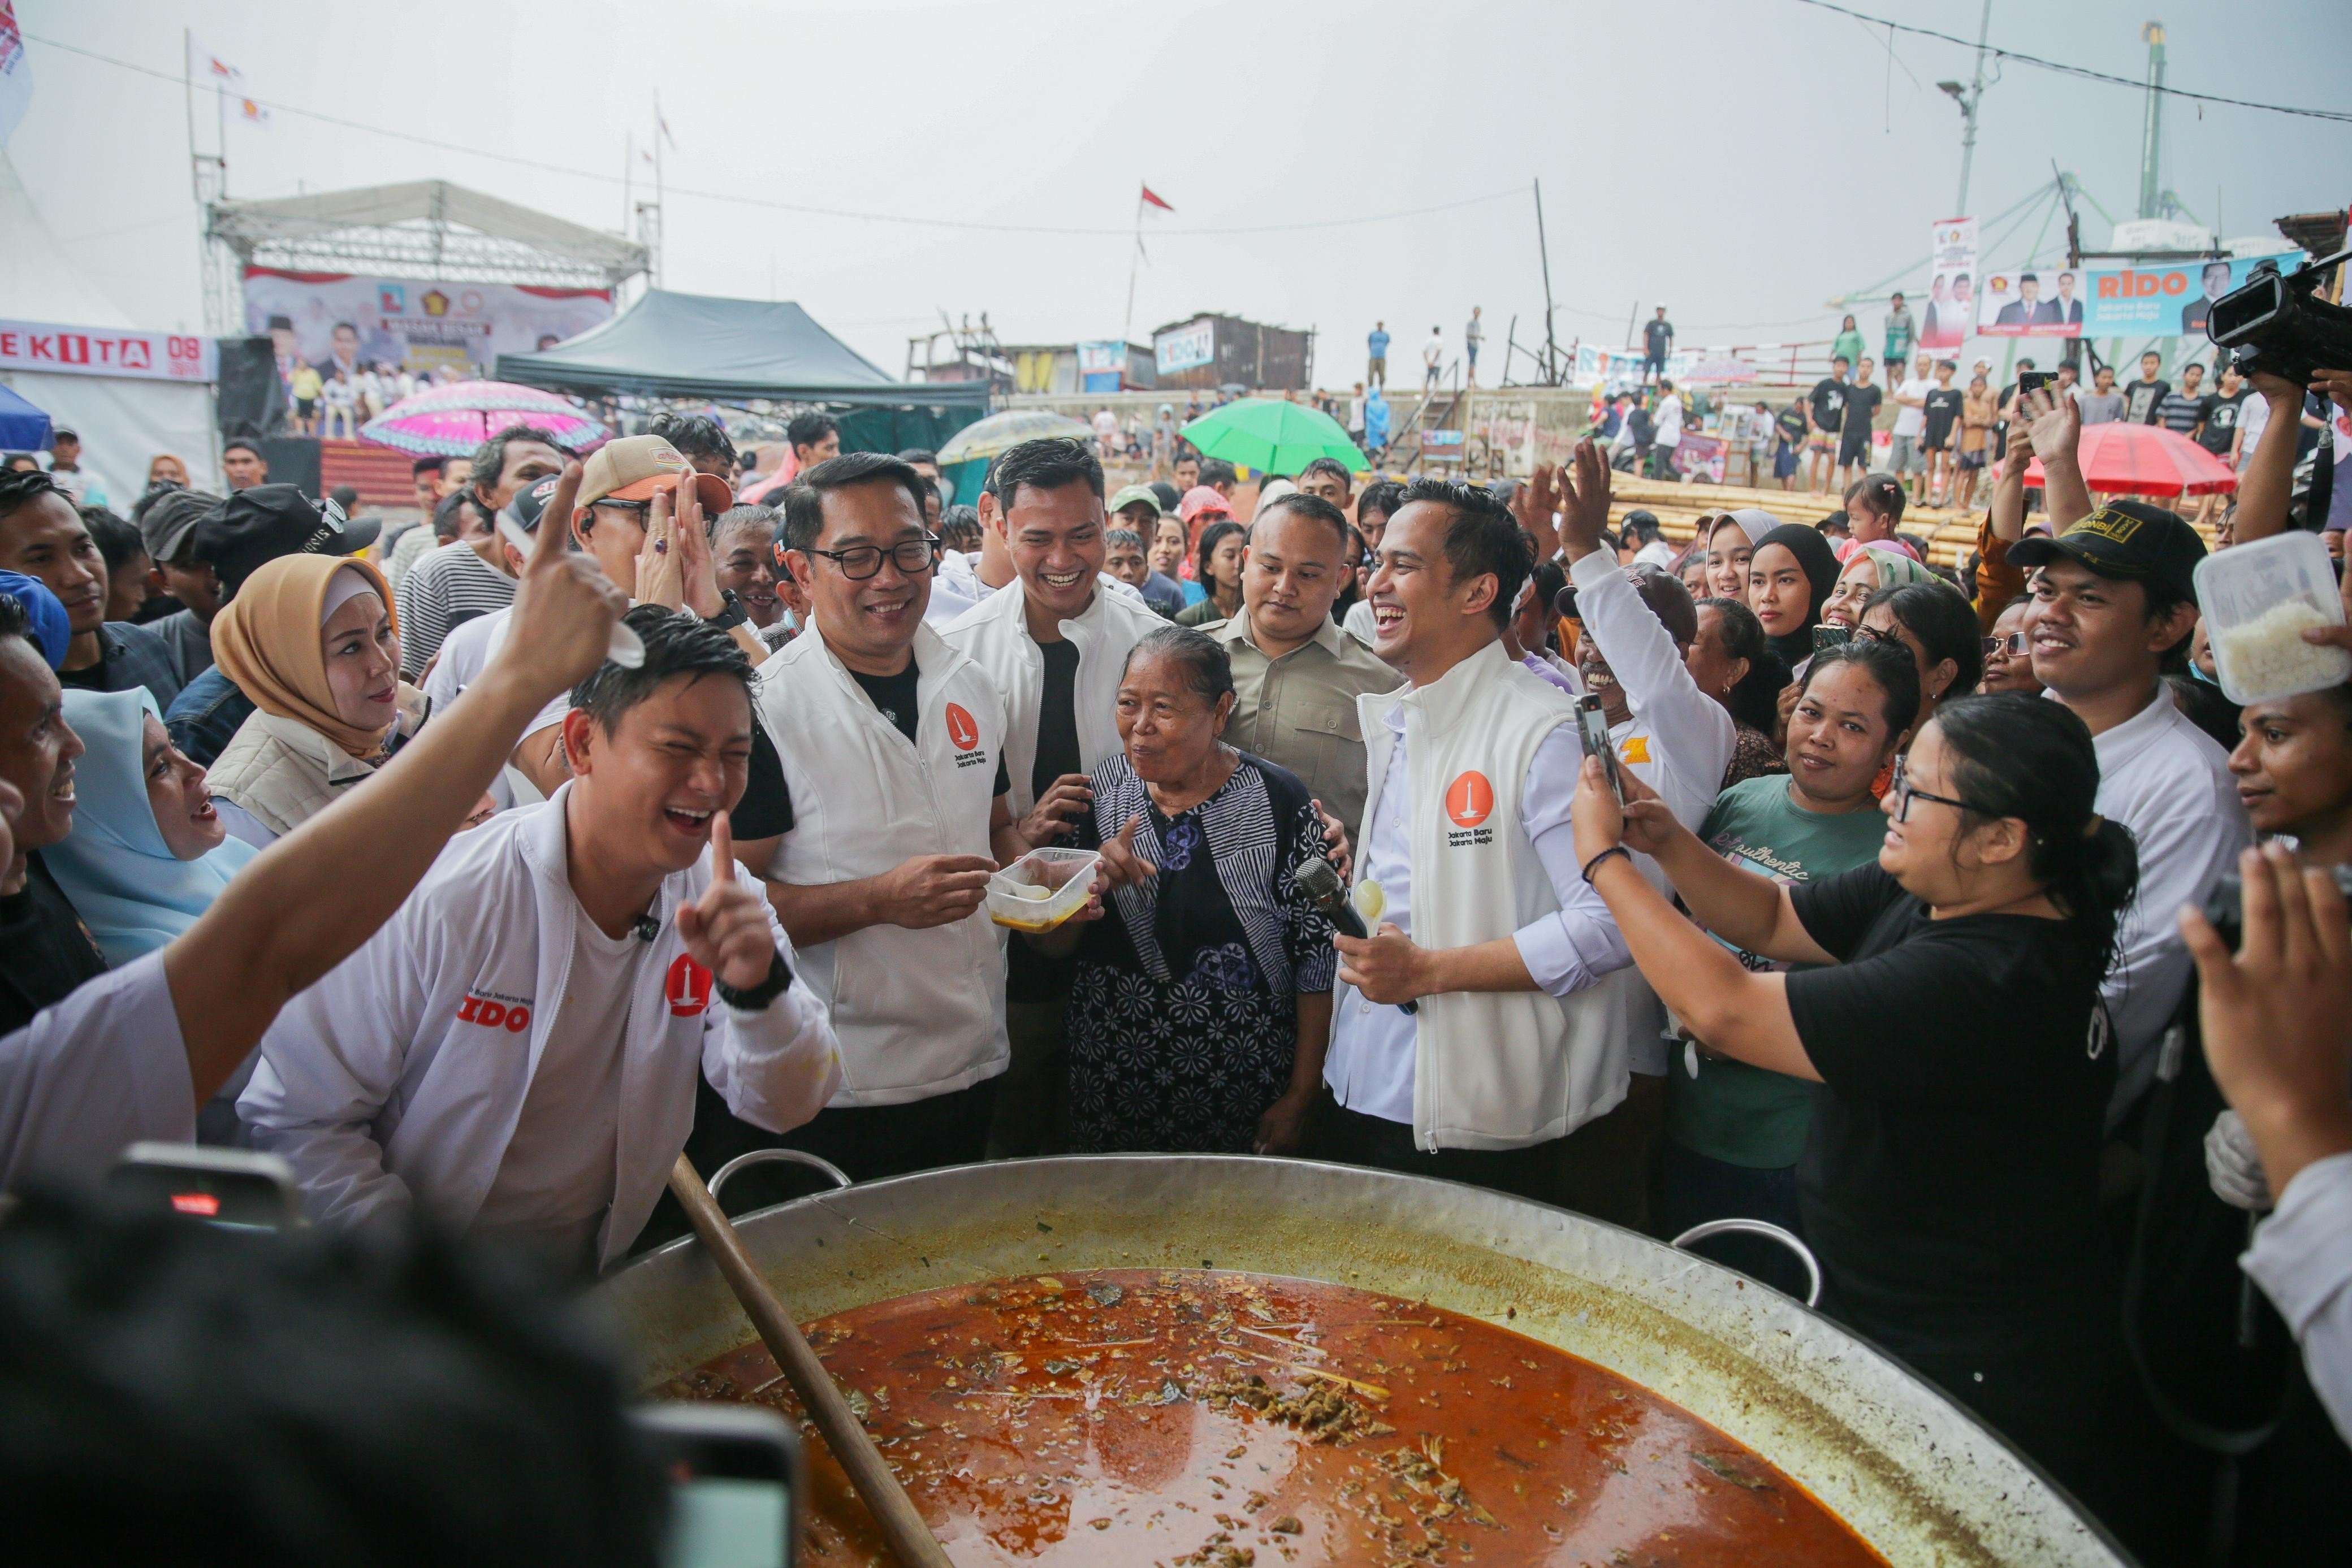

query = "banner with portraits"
[
  {"left": 1974, "top": 256, "right": 2297, "bottom": 340},
  {"left": 241, "top": 268, "right": 613, "bottom": 378},
  {"left": 1919, "top": 218, "right": 1977, "bottom": 352}
]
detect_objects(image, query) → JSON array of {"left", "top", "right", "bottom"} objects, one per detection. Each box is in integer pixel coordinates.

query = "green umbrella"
[{"left": 1179, "top": 399, "right": 1368, "bottom": 476}]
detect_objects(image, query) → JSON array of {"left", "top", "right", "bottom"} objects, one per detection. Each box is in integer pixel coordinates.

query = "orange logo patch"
[
  {"left": 945, "top": 701, "right": 980, "bottom": 753},
  {"left": 1445, "top": 770, "right": 1494, "bottom": 828}
]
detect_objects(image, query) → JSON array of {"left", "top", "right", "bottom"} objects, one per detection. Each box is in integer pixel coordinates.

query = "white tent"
[{"left": 0, "top": 153, "right": 221, "bottom": 501}]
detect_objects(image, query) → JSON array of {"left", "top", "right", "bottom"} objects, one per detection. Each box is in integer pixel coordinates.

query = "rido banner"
[
  {"left": 1974, "top": 256, "right": 2295, "bottom": 340},
  {"left": 241, "top": 268, "right": 614, "bottom": 379}
]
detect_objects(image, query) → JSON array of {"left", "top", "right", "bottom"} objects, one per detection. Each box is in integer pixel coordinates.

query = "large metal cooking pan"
[{"left": 602, "top": 1154, "right": 2133, "bottom": 1567}]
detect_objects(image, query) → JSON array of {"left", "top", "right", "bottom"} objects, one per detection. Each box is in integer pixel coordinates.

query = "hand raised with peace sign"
[{"left": 676, "top": 811, "right": 782, "bottom": 989}]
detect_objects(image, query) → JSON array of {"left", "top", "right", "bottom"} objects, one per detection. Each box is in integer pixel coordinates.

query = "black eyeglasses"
[
  {"left": 1888, "top": 753, "right": 1986, "bottom": 824},
  {"left": 588, "top": 497, "right": 652, "bottom": 519},
  {"left": 805, "top": 534, "right": 942, "bottom": 581}
]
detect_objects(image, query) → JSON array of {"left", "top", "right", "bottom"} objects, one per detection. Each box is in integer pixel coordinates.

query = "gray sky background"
[{"left": 12, "top": 0, "right": 2350, "bottom": 380}]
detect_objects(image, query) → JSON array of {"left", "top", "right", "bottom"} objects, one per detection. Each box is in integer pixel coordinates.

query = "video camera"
[
  {"left": 2207, "top": 247, "right": 2352, "bottom": 385},
  {"left": 2200, "top": 864, "right": 2352, "bottom": 950}
]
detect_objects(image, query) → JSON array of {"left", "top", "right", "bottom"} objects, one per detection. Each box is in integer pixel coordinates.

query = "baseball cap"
[
  {"left": 139, "top": 487, "right": 223, "bottom": 564},
  {"left": 2007, "top": 501, "right": 2206, "bottom": 602},
  {"left": 500, "top": 473, "right": 566, "bottom": 536},
  {"left": 196, "top": 484, "right": 381, "bottom": 599},
  {"left": 578, "top": 434, "right": 734, "bottom": 515},
  {"left": 1106, "top": 483, "right": 1164, "bottom": 518}
]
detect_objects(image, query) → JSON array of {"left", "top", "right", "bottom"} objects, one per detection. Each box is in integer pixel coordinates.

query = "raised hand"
[
  {"left": 1555, "top": 439, "right": 1615, "bottom": 561},
  {"left": 874, "top": 852, "right": 996, "bottom": 929},
  {"left": 1098, "top": 814, "right": 1158, "bottom": 890},
  {"left": 1508, "top": 462, "right": 1562, "bottom": 562},
  {"left": 635, "top": 482, "right": 686, "bottom": 610},
  {"left": 2026, "top": 385, "right": 2079, "bottom": 467},
  {"left": 501, "top": 460, "right": 627, "bottom": 700},
  {"left": 676, "top": 812, "right": 781, "bottom": 989},
  {"left": 671, "top": 473, "right": 725, "bottom": 618}
]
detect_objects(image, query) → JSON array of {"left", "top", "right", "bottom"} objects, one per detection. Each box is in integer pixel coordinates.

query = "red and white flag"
[
  {"left": 187, "top": 32, "right": 241, "bottom": 85},
  {"left": 1140, "top": 184, "right": 1174, "bottom": 213}
]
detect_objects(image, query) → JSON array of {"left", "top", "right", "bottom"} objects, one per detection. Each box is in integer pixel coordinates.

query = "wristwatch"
[
  {"left": 716, "top": 948, "right": 794, "bottom": 1011},
  {"left": 702, "top": 589, "right": 749, "bottom": 631}
]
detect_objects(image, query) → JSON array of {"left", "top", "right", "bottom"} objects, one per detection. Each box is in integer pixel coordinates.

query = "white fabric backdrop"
[{"left": 0, "top": 370, "right": 220, "bottom": 504}]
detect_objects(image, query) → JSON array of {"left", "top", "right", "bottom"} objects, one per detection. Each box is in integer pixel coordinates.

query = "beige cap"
[{"left": 578, "top": 435, "right": 735, "bottom": 514}]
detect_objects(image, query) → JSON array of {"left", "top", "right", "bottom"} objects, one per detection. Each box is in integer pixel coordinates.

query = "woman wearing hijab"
[
  {"left": 205, "top": 555, "right": 420, "bottom": 847},
  {"left": 47, "top": 687, "right": 257, "bottom": 965},
  {"left": 1745, "top": 523, "right": 1839, "bottom": 678},
  {"left": 1701, "top": 508, "right": 1780, "bottom": 604},
  {"left": 1821, "top": 539, "right": 1945, "bottom": 630}
]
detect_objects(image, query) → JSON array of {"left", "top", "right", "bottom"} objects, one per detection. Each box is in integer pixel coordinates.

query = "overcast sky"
[{"left": 12, "top": 0, "right": 2350, "bottom": 379}]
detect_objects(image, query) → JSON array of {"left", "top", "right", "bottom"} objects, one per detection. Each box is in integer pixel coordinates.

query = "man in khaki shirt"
[{"left": 1203, "top": 492, "right": 1402, "bottom": 840}]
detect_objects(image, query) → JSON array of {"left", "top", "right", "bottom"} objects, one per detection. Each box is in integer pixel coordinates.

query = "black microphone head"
[
  {"left": 1291, "top": 856, "right": 1343, "bottom": 906},
  {"left": 632, "top": 913, "right": 662, "bottom": 942}
]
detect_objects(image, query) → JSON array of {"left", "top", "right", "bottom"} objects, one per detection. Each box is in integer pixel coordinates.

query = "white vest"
[
  {"left": 1357, "top": 641, "right": 1632, "bottom": 1150},
  {"left": 757, "top": 622, "right": 1010, "bottom": 1106},
  {"left": 940, "top": 575, "right": 1164, "bottom": 815}
]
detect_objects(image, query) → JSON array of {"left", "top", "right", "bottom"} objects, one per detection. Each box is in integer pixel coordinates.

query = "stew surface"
[{"left": 662, "top": 1267, "right": 1884, "bottom": 1566}]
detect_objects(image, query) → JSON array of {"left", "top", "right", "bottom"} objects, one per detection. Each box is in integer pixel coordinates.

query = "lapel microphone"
[
  {"left": 632, "top": 913, "right": 662, "bottom": 942},
  {"left": 1291, "top": 857, "right": 1417, "bottom": 1015}
]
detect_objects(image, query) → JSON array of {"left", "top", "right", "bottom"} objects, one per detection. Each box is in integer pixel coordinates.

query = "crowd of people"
[{"left": 2, "top": 336, "right": 2351, "bottom": 1562}]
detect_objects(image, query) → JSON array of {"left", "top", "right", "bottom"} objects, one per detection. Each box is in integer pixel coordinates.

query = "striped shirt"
[{"left": 395, "top": 542, "right": 515, "bottom": 679}]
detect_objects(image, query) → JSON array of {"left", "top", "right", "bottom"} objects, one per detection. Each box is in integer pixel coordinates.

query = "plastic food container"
[
  {"left": 2193, "top": 530, "right": 2352, "bottom": 704},
  {"left": 987, "top": 847, "right": 1101, "bottom": 933}
]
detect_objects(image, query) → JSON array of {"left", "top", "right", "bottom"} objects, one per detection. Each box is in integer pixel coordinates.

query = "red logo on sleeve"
[
  {"left": 665, "top": 954, "right": 714, "bottom": 1016},
  {"left": 1445, "top": 770, "right": 1494, "bottom": 828},
  {"left": 944, "top": 701, "right": 980, "bottom": 753}
]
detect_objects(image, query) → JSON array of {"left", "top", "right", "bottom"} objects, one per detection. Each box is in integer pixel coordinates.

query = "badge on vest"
[
  {"left": 1444, "top": 770, "right": 1497, "bottom": 847},
  {"left": 456, "top": 989, "right": 532, "bottom": 1033},
  {"left": 665, "top": 954, "right": 714, "bottom": 1017},
  {"left": 945, "top": 701, "right": 990, "bottom": 769}
]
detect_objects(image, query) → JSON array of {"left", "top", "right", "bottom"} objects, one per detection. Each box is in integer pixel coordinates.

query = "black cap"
[
  {"left": 500, "top": 473, "right": 565, "bottom": 536},
  {"left": 2007, "top": 501, "right": 2206, "bottom": 602},
  {"left": 196, "top": 484, "right": 382, "bottom": 598}
]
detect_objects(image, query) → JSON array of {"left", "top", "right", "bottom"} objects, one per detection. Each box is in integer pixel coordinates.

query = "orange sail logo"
[{"left": 1445, "top": 770, "right": 1494, "bottom": 828}]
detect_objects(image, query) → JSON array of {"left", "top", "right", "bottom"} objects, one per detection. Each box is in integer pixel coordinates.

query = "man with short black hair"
[
  {"left": 136, "top": 488, "right": 226, "bottom": 679},
  {"left": 397, "top": 424, "right": 566, "bottom": 677},
  {"left": 1317, "top": 477, "right": 1633, "bottom": 1199},
  {"left": 2122, "top": 350, "right": 2171, "bottom": 426},
  {"left": 650, "top": 412, "right": 739, "bottom": 479},
  {"left": 0, "top": 472, "right": 183, "bottom": 709},
  {"left": 242, "top": 607, "right": 840, "bottom": 1274},
  {"left": 1199, "top": 458, "right": 1238, "bottom": 504},
  {"left": 787, "top": 412, "right": 840, "bottom": 472},
  {"left": 221, "top": 440, "right": 267, "bottom": 491},
  {"left": 1839, "top": 359, "right": 1883, "bottom": 488},
  {"left": 44, "top": 430, "right": 97, "bottom": 508},
  {"left": 2156, "top": 361, "right": 2214, "bottom": 444},
  {"left": 1342, "top": 480, "right": 1407, "bottom": 643},
  {"left": 945, "top": 438, "right": 1163, "bottom": 1155},
  {"left": 1297, "top": 456, "right": 1354, "bottom": 512},
  {"left": 1806, "top": 358, "right": 1850, "bottom": 494},
  {"left": 1642, "top": 306, "right": 1674, "bottom": 385},
  {"left": 0, "top": 590, "right": 107, "bottom": 1035}
]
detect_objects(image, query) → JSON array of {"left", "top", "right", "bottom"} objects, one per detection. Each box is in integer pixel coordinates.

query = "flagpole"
[
  {"left": 622, "top": 131, "right": 633, "bottom": 235},
  {"left": 215, "top": 81, "right": 228, "bottom": 198},
  {"left": 183, "top": 29, "right": 198, "bottom": 202},
  {"left": 652, "top": 94, "right": 665, "bottom": 287},
  {"left": 1121, "top": 185, "right": 1144, "bottom": 354}
]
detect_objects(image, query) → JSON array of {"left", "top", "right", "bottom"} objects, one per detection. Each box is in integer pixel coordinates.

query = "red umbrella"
[{"left": 2024, "top": 421, "right": 2238, "bottom": 499}]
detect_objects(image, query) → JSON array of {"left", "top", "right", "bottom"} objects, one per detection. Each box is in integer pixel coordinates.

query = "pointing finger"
[
  {"left": 708, "top": 809, "right": 735, "bottom": 888},
  {"left": 533, "top": 460, "right": 583, "bottom": 569}
]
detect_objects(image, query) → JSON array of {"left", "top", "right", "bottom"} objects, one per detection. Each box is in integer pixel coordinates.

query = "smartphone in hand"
[
  {"left": 1813, "top": 624, "right": 1852, "bottom": 652},
  {"left": 1576, "top": 694, "right": 1623, "bottom": 805},
  {"left": 636, "top": 1404, "right": 803, "bottom": 1568}
]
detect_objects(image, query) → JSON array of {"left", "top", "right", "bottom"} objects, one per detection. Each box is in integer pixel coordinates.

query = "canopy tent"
[
  {"left": 495, "top": 289, "right": 985, "bottom": 454},
  {"left": 0, "top": 384, "right": 51, "bottom": 452}
]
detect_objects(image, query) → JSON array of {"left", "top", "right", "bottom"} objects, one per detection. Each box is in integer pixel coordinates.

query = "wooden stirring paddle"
[{"left": 667, "top": 1154, "right": 953, "bottom": 1568}]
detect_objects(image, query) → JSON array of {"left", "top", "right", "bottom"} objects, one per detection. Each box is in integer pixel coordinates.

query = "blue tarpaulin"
[{"left": 0, "top": 384, "right": 53, "bottom": 453}]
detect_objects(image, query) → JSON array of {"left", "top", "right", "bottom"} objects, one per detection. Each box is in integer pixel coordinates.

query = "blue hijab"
[
  {"left": 0, "top": 569, "right": 70, "bottom": 669},
  {"left": 47, "top": 687, "right": 258, "bottom": 964}
]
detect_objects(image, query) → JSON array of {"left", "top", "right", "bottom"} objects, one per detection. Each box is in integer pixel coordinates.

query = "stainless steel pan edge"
[{"left": 600, "top": 1154, "right": 2133, "bottom": 1568}]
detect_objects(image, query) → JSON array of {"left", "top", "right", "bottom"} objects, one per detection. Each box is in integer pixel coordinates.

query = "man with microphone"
[{"left": 1317, "top": 478, "right": 1635, "bottom": 1200}]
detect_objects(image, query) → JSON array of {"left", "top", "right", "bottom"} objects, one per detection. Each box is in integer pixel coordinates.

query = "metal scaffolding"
[{"left": 201, "top": 180, "right": 650, "bottom": 334}]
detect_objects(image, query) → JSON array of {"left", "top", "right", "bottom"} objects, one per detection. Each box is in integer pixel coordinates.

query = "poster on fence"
[
  {"left": 1921, "top": 218, "right": 1977, "bottom": 351},
  {"left": 1671, "top": 434, "right": 1728, "bottom": 484}
]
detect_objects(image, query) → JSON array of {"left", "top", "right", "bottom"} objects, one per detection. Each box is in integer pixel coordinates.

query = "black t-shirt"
[
  {"left": 1774, "top": 405, "right": 1808, "bottom": 443},
  {"left": 1782, "top": 865, "right": 2113, "bottom": 1354},
  {"left": 1643, "top": 318, "right": 1673, "bottom": 356},
  {"left": 2199, "top": 389, "right": 2250, "bottom": 454},
  {"left": 1922, "top": 386, "right": 1965, "bottom": 447},
  {"left": 1838, "top": 383, "right": 1882, "bottom": 439},
  {"left": 2124, "top": 377, "right": 2170, "bottom": 425},
  {"left": 0, "top": 855, "right": 110, "bottom": 1036},
  {"left": 732, "top": 722, "right": 793, "bottom": 839},
  {"left": 1011, "top": 638, "right": 1086, "bottom": 1002},
  {"left": 1809, "top": 378, "right": 1846, "bottom": 434},
  {"left": 846, "top": 662, "right": 1010, "bottom": 796}
]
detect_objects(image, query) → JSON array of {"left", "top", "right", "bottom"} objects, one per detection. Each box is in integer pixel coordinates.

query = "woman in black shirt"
[{"left": 1572, "top": 692, "right": 2138, "bottom": 1504}]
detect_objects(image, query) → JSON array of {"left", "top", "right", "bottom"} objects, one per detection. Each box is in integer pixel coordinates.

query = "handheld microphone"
[{"left": 1291, "top": 857, "right": 1417, "bottom": 1016}]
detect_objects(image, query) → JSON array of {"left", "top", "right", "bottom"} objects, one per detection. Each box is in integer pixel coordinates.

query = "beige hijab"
[{"left": 211, "top": 555, "right": 400, "bottom": 759}]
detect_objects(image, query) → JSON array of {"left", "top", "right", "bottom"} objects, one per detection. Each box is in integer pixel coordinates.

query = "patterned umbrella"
[
  {"left": 1180, "top": 398, "right": 1368, "bottom": 475},
  {"left": 935, "top": 408, "right": 1093, "bottom": 465},
  {"left": 359, "top": 380, "right": 608, "bottom": 457},
  {"left": 2024, "top": 420, "right": 2239, "bottom": 499}
]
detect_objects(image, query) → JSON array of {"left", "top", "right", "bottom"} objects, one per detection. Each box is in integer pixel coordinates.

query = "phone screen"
[
  {"left": 668, "top": 1476, "right": 790, "bottom": 1568},
  {"left": 2017, "top": 370, "right": 2053, "bottom": 397},
  {"left": 639, "top": 1406, "right": 799, "bottom": 1568},
  {"left": 1812, "top": 624, "right": 1852, "bottom": 652},
  {"left": 1576, "top": 696, "right": 1622, "bottom": 803}
]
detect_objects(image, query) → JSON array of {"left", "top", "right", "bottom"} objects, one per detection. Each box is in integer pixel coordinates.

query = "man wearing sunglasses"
[{"left": 723, "top": 452, "right": 1043, "bottom": 1193}]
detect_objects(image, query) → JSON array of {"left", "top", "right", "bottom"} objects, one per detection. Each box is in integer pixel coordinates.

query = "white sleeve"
[
  {"left": 0, "top": 955, "right": 194, "bottom": 1192},
  {"left": 237, "top": 913, "right": 431, "bottom": 1233},
  {"left": 1567, "top": 549, "right": 1733, "bottom": 829},
  {"left": 1509, "top": 727, "right": 1634, "bottom": 998},
  {"left": 702, "top": 902, "right": 842, "bottom": 1135},
  {"left": 2243, "top": 1151, "right": 2352, "bottom": 1447}
]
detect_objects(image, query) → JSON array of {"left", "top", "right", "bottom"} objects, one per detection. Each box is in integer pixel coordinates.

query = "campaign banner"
[
  {"left": 1153, "top": 319, "right": 1216, "bottom": 375},
  {"left": 1570, "top": 345, "right": 1753, "bottom": 387},
  {"left": 1974, "top": 267, "right": 2090, "bottom": 337},
  {"left": 2082, "top": 257, "right": 2286, "bottom": 338},
  {"left": 1670, "top": 434, "right": 1727, "bottom": 484},
  {"left": 1921, "top": 217, "right": 1977, "bottom": 351},
  {"left": 241, "top": 269, "right": 613, "bottom": 378},
  {"left": 0, "top": 318, "right": 217, "bottom": 382}
]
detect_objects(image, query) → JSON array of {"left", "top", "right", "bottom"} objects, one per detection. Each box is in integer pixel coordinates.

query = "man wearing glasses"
[{"left": 733, "top": 452, "right": 1047, "bottom": 1187}]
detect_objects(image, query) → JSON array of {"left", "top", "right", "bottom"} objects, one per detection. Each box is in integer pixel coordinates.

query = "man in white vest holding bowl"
[{"left": 1318, "top": 478, "right": 1638, "bottom": 1200}]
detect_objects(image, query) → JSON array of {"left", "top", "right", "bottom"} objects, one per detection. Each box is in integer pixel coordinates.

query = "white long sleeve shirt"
[
  {"left": 1322, "top": 714, "right": 1632, "bottom": 1124},
  {"left": 0, "top": 954, "right": 193, "bottom": 1192},
  {"left": 2243, "top": 1150, "right": 2352, "bottom": 1446}
]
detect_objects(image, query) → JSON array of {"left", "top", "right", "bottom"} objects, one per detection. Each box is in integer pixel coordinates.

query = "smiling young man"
[
  {"left": 0, "top": 471, "right": 184, "bottom": 709},
  {"left": 241, "top": 607, "right": 840, "bottom": 1276},
  {"left": 1316, "top": 477, "right": 1635, "bottom": 1201},
  {"left": 0, "top": 595, "right": 105, "bottom": 1034},
  {"left": 1208, "top": 492, "right": 1400, "bottom": 838},
  {"left": 944, "top": 438, "right": 1164, "bottom": 1155},
  {"left": 2004, "top": 409, "right": 2250, "bottom": 1119},
  {"left": 716, "top": 453, "right": 1044, "bottom": 1194}
]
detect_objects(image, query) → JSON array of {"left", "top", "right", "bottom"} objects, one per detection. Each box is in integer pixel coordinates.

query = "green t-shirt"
[{"left": 1666, "top": 774, "right": 1889, "bottom": 1168}]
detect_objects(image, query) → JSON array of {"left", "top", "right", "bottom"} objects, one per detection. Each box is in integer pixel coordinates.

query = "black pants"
[
  {"left": 1312, "top": 1093, "right": 1559, "bottom": 1206},
  {"left": 632, "top": 1075, "right": 1001, "bottom": 1252}
]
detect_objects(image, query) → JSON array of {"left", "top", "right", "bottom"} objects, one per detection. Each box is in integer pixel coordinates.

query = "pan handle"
[
  {"left": 1669, "top": 1219, "right": 1823, "bottom": 1309},
  {"left": 707, "top": 1147, "right": 854, "bottom": 1209}
]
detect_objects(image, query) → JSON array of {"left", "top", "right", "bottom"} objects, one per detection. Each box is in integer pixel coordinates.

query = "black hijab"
[{"left": 1750, "top": 523, "right": 1841, "bottom": 670}]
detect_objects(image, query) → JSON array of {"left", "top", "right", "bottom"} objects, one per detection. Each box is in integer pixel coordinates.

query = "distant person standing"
[
  {"left": 1366, "top": 321, "right": 1390, "bottom": 389},
  {"left": 1651, "top": 380, "right": 1685, "bottom": 481},
  {"left": 1882, "top": 293, "right": 1916, "bottom": 369},
  {"left": 1364, "top": 387, "right": 1391, "bottom": 457},
  {"left": 1092, "top": 406, "right": 1119, "bottom": 461},
  {"left": 1643, "top": 306, "right": 1674, "bottom": 385},
  {"left": 1422, "top": 326, "right": 1445, "bottom": 390},
  {"left": 1464, "top": 307, "right": 1485, "bottom": 385},
  {"left": 2122, "top": 350, "right": 2171, "bottom": 426},
  {"left": 2076, "top": 365, "right": 2125, "bottom": 426}
]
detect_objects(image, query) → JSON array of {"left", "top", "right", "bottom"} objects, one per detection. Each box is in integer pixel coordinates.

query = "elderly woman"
[
  {"left": 206, "top": 555, "right": 421, "bottom": 847},
  {"left": 1174, "top": 519, "right": 1247, "bottom": 626},
  {"left": 48, "top": 687, "right": 257, "bottom": 964},
  {"left": 1821, "top": 539, "right": 1944, "bottom": 630},
  {"left": 1054, "top": 625, "right": 1338, "bottom": 1155}
]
